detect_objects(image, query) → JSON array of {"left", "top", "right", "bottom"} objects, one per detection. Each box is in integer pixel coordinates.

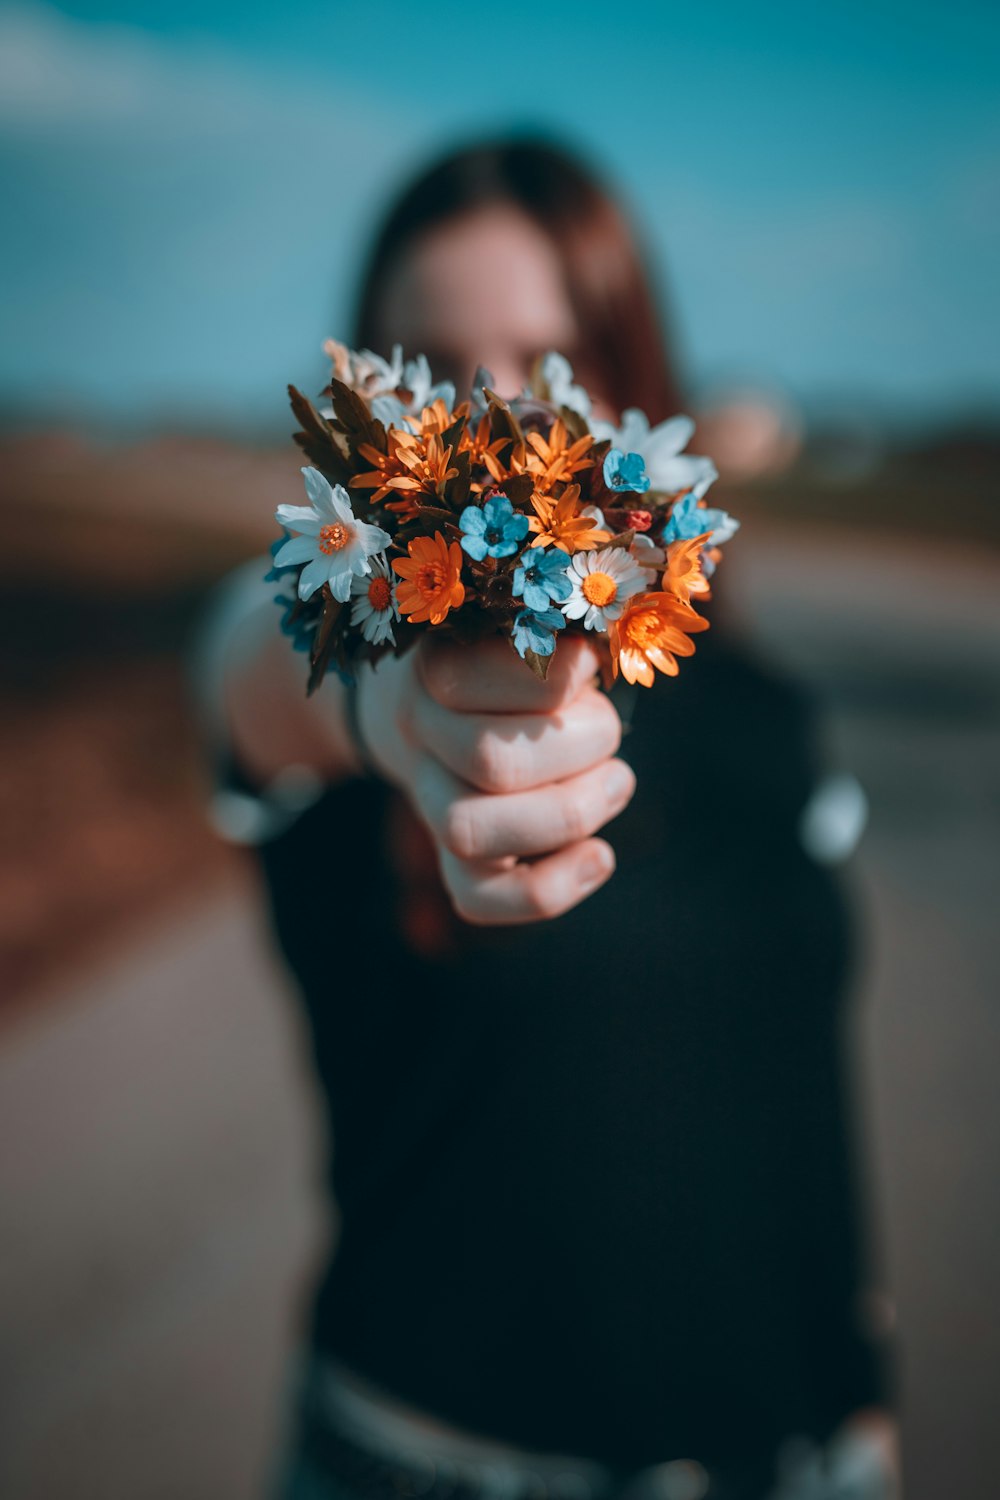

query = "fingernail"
[
  {"left": 579, "top": 844, "right": 615, "bottom": 891},
  {"left": 604, "top": 761, "right": 635, "bottom": 809}
]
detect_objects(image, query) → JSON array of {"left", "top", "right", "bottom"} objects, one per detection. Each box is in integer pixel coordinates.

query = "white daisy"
[
  {"left": 322, "top": 342, "right": 405, "bottom": 421},
  {"left": 323, "top": 339, "right": 404, "bottom": 398},
  {"left": 630, "top": 532, "right": 666, "bottom": 570},
  {"left": 368, "top": 353, "right": 457, "bottom": 427},
  {"left": 589, "top": 408, "right": 718, "bottom": 498},
  {"left": 562, "top": 547, "right": 647, "bottom": 632},
  {"left": 274, "top": 467, "right": 391, "bottom": 603},
  {"left": 350, "top": 554, "right": 398, "bottom": 645},
  {"left": 539, "top": 351, "right": 591, "bottom": 418},
  {"left": 400, "top": 353, "right": 456, "bottom": 412}
]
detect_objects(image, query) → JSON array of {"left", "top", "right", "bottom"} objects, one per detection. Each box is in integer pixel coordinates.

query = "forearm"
[
  {"left": 224, "top": 601, "right": 361, "bottom": 787},
  {"left": 194, "top": 563, "right": 363, "bottom": 795}
]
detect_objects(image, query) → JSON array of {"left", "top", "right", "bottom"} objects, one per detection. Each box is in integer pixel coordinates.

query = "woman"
[{"left": 210, "top": 138, "right": 897, "bottom": 1498}]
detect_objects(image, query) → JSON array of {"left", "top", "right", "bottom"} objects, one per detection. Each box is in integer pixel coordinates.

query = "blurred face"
[{"left": 374, "top": 204, "right": 608, "bottom": 411}]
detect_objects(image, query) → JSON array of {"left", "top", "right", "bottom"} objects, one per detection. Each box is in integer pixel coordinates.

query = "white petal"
[
  {"left": 330, "top": 485, "right": 357, "bottom": 524},
  {"left": 275, "top": 505, "right": 321, "bottom": 534},
  {"left": 647, "top": 453, "right": 716, "bottom": 495},
  {"left": 371, "top": 394, "right": 406, "bottom": 425},
  {"left": 355, "top": 519, "right": 393, "bottom": 555},
  {"left": 691, "top": 461, "right": 720, "bottom": 499},
  {"left": 298, "top": 557, "right": 329, "bottom": 601},
  {"left": 328, "top": 568, "right": 354, "bottom": 603},
  {"left": 541, "top": 351, "right": 591, "bottom": 417},
  {"left": 644, "top": 415, "right": 695, "bottom": 464},
  {"left": 362, "top": 611, "right": 395, "bottom": 646},
  {"left": 273, "top": 535, "right": 317, "bottom": 567},
  {"left": 708, "top": 513, "right": 740, "bottom": 545},
  {"left": 632, "top": 535, "right": 665, "bottom": 568},
  {"left": 618, "top": 408, "right": 651, "bottom": 450},
  {"left": 587, "top": 417, "right": 619, "bottom": 444},
  {"left": 428, "top": 380, "right": 456, "bottom": 409},
  {"left": 302, "top": 467, "right": 334, "bottom": 509}
]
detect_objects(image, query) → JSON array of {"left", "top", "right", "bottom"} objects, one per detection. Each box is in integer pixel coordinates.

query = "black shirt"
[{"left": 255, "top": 625, "right": 888, "bottom": 1471}]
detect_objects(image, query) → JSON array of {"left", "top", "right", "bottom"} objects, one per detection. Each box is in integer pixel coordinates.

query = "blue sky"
[{"left": 1, "top": 0, "right": 997, "bottom": 431}]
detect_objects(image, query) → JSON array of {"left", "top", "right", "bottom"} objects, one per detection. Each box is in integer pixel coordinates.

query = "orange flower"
[
  {"left": 404, "top": 398, "right": 460, "bottom": 438},
  {"left": 392, "top": 532, "right": 465, "bottom": 625},
  {"left": 459, "top": 413, "right": 511, "bottom": 489},
  {"left": 663, "top": 532, "right": 713, "bottom": 605},
  {"left": 608, "top": 591, "right": 710, "bottom": 686},
  {"left": 528, "top": 485, "right": 611, "bottom": 553},
  {"left": 352, "top": 429, "right": 459, "bottom": 516},
  {"left": 514, "top": 419, "right": 594, "bottom": 493}
]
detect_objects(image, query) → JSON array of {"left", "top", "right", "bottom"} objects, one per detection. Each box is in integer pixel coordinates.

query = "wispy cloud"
[
  {"left": 0, "top": 1, "right": 389, "bottom": 138},
  {"left": 0, "top": 3, "right": 413, "bottom": 421},
  {"left": 0, "top": 1, "right": 996, "bottom": 425}
]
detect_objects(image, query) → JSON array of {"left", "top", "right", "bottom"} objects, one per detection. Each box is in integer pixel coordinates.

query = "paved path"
[
  {"left": 1, "top": 528, "right": 998, "bottom": 1500},
  {"left": 0, "top": 876, "right": 328, "bottom": 1500},
  {"left": 733, "top": 528, "right": 1000, "bottom": 1500}
]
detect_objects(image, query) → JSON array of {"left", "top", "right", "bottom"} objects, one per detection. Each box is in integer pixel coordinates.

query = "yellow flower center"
[
  {"left": 367, "top": 575, "right": 392, "bottom": 611},
  {"left": 628, "top": 610, "right": 661, "bottom": 648},
  {"left": 318, "top": 521, "right": 352, "bottom": 554},
  {"left": 581, "top": 571, "right": 618, "bottom": 608},
  {"left": 416, "top": 562, "right": 446, "bottom": 598}
]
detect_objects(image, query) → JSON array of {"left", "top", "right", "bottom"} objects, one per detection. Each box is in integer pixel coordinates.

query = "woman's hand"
[{"left": 354, "top": 635, "right": 635, "bottom": 925}]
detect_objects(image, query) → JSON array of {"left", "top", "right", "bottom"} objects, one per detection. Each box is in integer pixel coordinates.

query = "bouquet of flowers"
[{"left": 269, "top": 342, "right": 738, "bottom": 694}]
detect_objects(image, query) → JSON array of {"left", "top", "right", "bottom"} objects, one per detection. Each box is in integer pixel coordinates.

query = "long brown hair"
[{"left": 352, "top": 136, "right": 684, "bottom": 423}]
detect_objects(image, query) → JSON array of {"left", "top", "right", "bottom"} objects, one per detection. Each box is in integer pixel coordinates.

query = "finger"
[
  {"left": 413, "top": 754, "right": 636, "bottom": 862},
  {"left": 439, "top": 839, "right": 616, "bottom": 925},
  {"left": 411, "top": 687, "right": 622, "bottom": 795},
  {"left": 418, "top": 633, "right": 602, "bottom": 715}
]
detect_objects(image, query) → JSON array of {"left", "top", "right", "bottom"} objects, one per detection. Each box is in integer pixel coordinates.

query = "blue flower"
[
  {"left": 663, "top": 491, "right": 740, "bottom": 577},
  {"left": 603, "top": 448, "right": 651, "bottom": 494},
  {"left": 663, "top": 491, "right": 739, "bottom": 546},
  {"left": 511, "top": 546, "right": 573, "bottom": 612},
  {"left": 590, "top": 411, "right": 718, "bottom": 498},
  {"left": 512, "top": 606, "right": 566, "bottom": 659},
  {"left": 459, "top": 494, "right": 530, "bottom": 560}
]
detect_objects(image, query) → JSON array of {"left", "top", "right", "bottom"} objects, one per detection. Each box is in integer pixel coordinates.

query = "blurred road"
[{"left": 1, "top": 527, "right": 998, "bottom": 1500}]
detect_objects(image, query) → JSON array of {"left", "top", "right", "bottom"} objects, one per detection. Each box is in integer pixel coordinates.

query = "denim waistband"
[{"left": 282, "top": 1354, "right": 895, "bottom": 1500}]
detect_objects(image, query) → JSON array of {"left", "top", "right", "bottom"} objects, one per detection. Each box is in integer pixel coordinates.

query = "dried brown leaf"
[
  {"left": 522, "top": 647, "right": 551, "bottom": 680},
  {"left": 327, "top": 378, "right": 388, "bottom": 454},
  {"left": 289, "top": 384, "right": 353, "bottom": 485}
]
